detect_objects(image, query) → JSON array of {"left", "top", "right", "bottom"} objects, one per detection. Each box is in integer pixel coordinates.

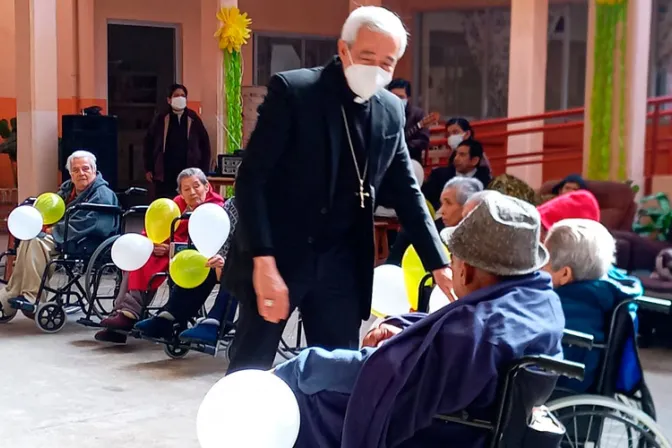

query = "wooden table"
[{"left": 207, "top": 176, "right": 235, "bottom": 197}]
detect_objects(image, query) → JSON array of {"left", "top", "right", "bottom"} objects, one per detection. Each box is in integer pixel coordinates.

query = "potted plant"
[{"left": 0, "top": 117, "right": 17, "bottom": 187}]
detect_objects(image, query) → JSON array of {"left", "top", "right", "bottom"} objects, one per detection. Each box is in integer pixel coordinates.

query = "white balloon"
[
  {"left": 197, "top": 370, "right": 300, "bottom": 448},
  {"left": 411, "top": 160, "right": 425, "bottom": 185},
  {"left": 8, "top": 205, "right": 43, "bottom": 241},
  {"left": 371, "top": 265, "right": 410, "bottom": 317},
  {"left": 111, "top": 233, "right": 154, "bottom": 272},
  {"left": 428, "top": 286, "right": 450, "bottom": 314},
  {"left": 189, "top": 203, "right": 231, "bottom": 258}
]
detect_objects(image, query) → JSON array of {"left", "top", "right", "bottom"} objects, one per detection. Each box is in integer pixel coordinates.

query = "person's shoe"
[
  {"left": 179, "top": 319, "right": 220, "bottom": 345},
  {"left": 100, "top": 312, "right": 137, "bottom": 332},
  {"left": 8, "top": 296, "right": 35, "bottom": 314},
  {"left": 134, "top": 314, "right": 174, "bottom": 340},
  {"left": 94, "top": 329, "right": 128, "bottom": 344}
]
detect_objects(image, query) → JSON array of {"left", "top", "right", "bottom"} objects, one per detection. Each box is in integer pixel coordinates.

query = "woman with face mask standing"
[{"left": 143, "top": 84, "right": 212, "bottom": 198}]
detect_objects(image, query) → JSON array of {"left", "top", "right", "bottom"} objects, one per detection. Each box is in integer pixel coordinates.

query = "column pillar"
[
  {"left": 349, "top": 0, "right": 381, "bottom": 12},
  {"left": 505, "top": 0, "right": 548, "bottom": 188},
  {"left": 15, "top": 0, "right": 59, "bottom": 198},
  {"left": 581, "top": 1, "right": 651, "bottom": 189},
  {"left": 201, "top": 0, "right": 238, "bottom": 164},
  {"left": 623, "top": 1, "right": 652, "bottom": 190}
]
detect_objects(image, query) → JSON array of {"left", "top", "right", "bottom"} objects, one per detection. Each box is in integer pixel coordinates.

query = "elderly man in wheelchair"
[
  {"left": 272, "top": 193, "right": 567, "bottom": 447},
  {"left": 0, "top": 150, "right": 118, "bottom": 322}
]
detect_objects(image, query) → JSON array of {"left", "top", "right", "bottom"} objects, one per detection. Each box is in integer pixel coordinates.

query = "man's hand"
[
  {"left": 253, "top": 256, "right": 290, "bottom": 324},
  {"left": 44, "top": 227, "right": 53, "bottom": 235},
  {"left": 432, "top": 266, "right": 458, "bottom": 303},
  {"left": 206, "top": 254, "right": 224, "bottom": 269},
  {"left": 362, "top": 323, "right": 402, "bottom": 348},
  {"left": 153, "top": 243, "right": 169, "bottom": 257},
  {"left": 145, "top": 172, "right": 153, "bottom": 183}
]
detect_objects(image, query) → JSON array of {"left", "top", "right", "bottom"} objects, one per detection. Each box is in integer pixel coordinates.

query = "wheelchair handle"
[
  {"left": 513, "top": 355, "right": 585, "bottom": 381},
  {"left": 170, "top": 212, "right": 192, "bottom": 243},
  {"left": 122, "top": 187, "right": 148, "bottom": 197},
  {"left": 416, "top": 273, "right": 434, "bottom": 313},
  {"left": 562, "top": 329, "right": 594, "bottom": 350},
  {"left": 20, "top": 197, "right": 37, "bottom": 206}
]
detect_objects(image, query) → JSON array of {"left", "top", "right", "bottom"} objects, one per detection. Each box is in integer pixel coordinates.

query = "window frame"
[{"left": 252, "top": 32, "right": 339, "bottom": 85}]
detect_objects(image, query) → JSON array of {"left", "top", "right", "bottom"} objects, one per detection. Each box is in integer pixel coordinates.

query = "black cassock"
[{"left": 223, "top": 57, "right": 448, "bottom": 372}]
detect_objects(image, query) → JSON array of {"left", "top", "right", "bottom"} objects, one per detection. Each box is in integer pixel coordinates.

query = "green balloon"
[
  {"left": 34, "top": 192, "right": 65, "bottom": 225},
  {"left": 169, "top": 249, "right": 209, "bottom": 289}
]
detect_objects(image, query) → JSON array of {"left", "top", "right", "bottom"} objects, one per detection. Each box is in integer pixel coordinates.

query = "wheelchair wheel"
[
  {"left": 164, "top": 343, "right": 190, "bottom": 359},
  {"left": 35, "top": 302, "right": 67, "bottom": 333},
  {"left": 0, "top": 307, "right": 17, "bottom": 324},
  {"left": 547, "top": 395, "right": 671, "bottom": 448},
  {"left": 84, "top": 235, "right": 123, "bottom": 319}
]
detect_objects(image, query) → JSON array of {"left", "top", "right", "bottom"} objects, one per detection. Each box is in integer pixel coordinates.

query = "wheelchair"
[
  {"left": 417, "top": 276, "right": 671, "bottom": 447},
  {"left": 122, "top": 213, "right": 306, "bottom": 361},
  {"left": 0, "top": 188, "right": 146, "bottom": 332},
  {"left": 545, "top": 296, "right": 671, "bottom": 447}
]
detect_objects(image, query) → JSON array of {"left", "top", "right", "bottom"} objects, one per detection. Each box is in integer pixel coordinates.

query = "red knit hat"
[{"left": 537, "top": 190, "right": 601, "bottom": 230}]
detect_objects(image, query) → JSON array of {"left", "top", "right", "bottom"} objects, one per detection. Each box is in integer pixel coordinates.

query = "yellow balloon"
[
  {"left": 34, "top": 192, "right": 65, "bottom": 225},
  {"left": 145, "top": 198, "right": 181, "bottom": 244},
  {"left": 170, "top": 249, "right": 210, "bottom": 289},
  {"left": 402, "top": 246, "right": 426, "bottom": 311},
  {"left": 402, "top": 244, "right": 450, "bottom": 310},
  {"left": 425, "top": 199, "right": 436, "bottom": 220}
]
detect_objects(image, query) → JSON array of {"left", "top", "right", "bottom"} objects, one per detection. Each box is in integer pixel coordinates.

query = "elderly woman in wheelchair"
[
  {"left": 0, "top": 150, "right": 118, "bottom": 322},
  {"left": 94, "top": 168, "right": 224, "bottom": 344},
  {"left": 272, "top": 193, "right": 567, "bottom": 447}
]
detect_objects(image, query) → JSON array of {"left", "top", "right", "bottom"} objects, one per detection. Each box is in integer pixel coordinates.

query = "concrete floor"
[{"left": 1, "top": 231, "right": 672, "bottom": 446}]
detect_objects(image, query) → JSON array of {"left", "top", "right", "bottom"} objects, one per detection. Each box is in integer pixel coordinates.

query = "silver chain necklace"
[{"left": 340, "top": 106, "right": 370, "bottom": 208}]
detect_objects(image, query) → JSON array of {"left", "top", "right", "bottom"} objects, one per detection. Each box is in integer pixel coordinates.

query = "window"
[
  {"left": 254, "top": 34, "right": 338, "bottom": 86},
  {"left": 417, "top": 3, "right": 588, "bottom": 119}
]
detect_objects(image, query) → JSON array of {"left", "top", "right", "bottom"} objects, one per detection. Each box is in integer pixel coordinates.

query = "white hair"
[
  {"left": 66, "top": 150, "right": 97, "bottom": 173},
  {"left": 443, "top": 177, "right": 484, "bottom": 206},
  {"left": 545, "top": 218, "right": 615, "bottom": 281},
  {"left": 176, "top": 167, "right": 208, "bottom": 192},
  {"left": 341, "top": 6, "right": 408, "bottom": 59}
]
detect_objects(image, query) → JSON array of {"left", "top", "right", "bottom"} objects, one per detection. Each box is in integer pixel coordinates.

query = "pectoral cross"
[{"left": 356, "top": 181, "right": 370, "bottom": 208}]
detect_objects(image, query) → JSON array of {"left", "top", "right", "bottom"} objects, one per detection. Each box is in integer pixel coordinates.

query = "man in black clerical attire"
[{"left": 224, "top": 6, "right": 453, "bottom": 373}]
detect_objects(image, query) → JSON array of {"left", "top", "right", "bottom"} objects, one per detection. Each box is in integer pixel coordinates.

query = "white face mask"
[
  {"left": 343, "top": 51, "right": 393, "bottom": 102},
  {"left": 171, "top": 96, "right": 187, "bottom": 111},
  {"left": 447, "top": 134, "right": 465, "bottom": 150}
]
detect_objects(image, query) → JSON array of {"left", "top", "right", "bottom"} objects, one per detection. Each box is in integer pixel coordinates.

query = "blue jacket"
[
  {"left": 556, "top": 267, "right": 643, "bottom": 393},
  {"left": 274, "top": 272, "right": 564, "bottom": 448},
  {"left": 52, "top": 173, "right": 119, "bottom": 254}
]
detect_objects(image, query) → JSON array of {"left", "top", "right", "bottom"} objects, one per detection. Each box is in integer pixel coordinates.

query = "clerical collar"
[{"left": 456, "top": 168, "right": 478, "bottom": 178}]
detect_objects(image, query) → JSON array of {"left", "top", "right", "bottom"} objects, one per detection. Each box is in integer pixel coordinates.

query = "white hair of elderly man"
[
  {"left": 66, "top": 150, "right": 97, "bottom": 173},
  {"left": 545, "top": 218, "right": 615, "bottom": 282},
  {"left": 341, "top": 6, "right": 408, "bottom": 59}
]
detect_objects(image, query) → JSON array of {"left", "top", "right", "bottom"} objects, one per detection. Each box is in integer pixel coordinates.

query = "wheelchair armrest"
[
  {"left": 636, "top": 296, "right": 672, "bottom": 314},
  {"left": 66, "top": 203, "right": 123, "bottom": 215},
  {"left": 512, "top": 355, "right": 585, "bottom": 381},
  {"left": 562, "top": 329, "right": 594, "bottom": 350}
]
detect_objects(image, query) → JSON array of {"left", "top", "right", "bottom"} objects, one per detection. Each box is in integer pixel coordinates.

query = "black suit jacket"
[{"left": 223, "top": 58, "right": 449, "bottom": 319}]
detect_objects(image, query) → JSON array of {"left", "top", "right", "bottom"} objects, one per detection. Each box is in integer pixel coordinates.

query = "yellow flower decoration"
[{"left": 214, "top": 7, "right": 252, "bottom": 53}]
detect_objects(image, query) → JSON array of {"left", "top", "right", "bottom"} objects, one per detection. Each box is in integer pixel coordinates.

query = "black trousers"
[
  {"left": 165, "top": 270, "right": 218, "bottom": 322},
  {"left": 227, "top": 244, "right": 362, "bottom": 373}
]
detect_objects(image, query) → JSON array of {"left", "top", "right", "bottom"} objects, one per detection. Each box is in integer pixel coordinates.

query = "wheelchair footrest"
[{"left": 77, "top": 318, "right": 102, "bottom": 328}]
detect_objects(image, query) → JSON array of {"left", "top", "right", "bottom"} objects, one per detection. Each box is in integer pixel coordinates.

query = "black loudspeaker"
[{"left": 61, "top": 115, "right": 119, "bottom": 191}]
